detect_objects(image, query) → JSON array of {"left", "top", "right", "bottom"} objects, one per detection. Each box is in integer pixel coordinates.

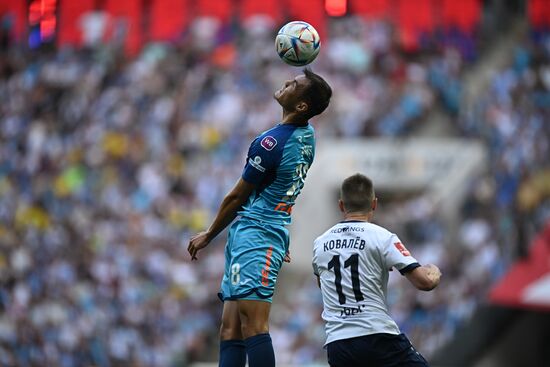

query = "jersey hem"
[
  {"left": 238, "top": 214, "right": 291, "bottom": 227},
  {"left": 217, "top": 289, "right": 274, "bottom": 303},
  {"left": 324, "top": 330, "right": 401, "bottom": 347}
]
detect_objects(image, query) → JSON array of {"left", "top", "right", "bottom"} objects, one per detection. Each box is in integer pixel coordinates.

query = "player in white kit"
[{"left": 312, "top": 173, "right": 442, "bottom": 367}]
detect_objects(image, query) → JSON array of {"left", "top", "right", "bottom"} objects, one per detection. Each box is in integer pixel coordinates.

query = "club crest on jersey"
[
  {"left": 394, "top": 242, "right": 411, "bottom": 256},
  {"left": 261, "top": 136, "right": 277, "bottom": 151}
]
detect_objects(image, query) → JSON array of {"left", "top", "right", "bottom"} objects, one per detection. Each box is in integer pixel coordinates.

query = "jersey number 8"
[{"left": 231, "top": 263, "right": 240, "bottom": 285}]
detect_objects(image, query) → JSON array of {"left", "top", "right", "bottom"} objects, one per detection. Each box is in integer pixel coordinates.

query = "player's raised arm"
[
  {"left": 405, "top": 264, "right": 442, "bottom": 291},
  {"left": 188, "top": 178, "right": 256, "bottom": 260}
]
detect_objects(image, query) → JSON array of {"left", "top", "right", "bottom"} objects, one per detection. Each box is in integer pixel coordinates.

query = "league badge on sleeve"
[
  {"left": 394, "top": 242, "right": 411, "bottom": 257},
  {"left": 248, "top": 156, "right": 266, "bottom": 172}
]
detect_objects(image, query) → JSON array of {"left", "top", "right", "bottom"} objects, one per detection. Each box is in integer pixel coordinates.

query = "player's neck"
[
  {"left": 343, "top": 212, "right": 372, "bottom": 222},
  {"left": 281, "top": 111, "right": 308, "bottom": 126}
]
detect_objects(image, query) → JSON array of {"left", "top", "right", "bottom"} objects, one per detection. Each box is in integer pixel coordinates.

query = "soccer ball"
[{"left": 275, "top": 21, "right": 321, "bottom": 66}]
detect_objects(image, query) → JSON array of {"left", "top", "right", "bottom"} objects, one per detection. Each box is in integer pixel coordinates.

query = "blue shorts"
[
  {"left": 327, "top": 333, "right": 429, "bottom": 367},
  {"left": 218, "top": 218, "right": 289, "bottom": 303}
]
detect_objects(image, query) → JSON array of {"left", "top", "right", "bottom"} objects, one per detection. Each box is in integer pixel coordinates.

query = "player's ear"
[
  {"left": 338, "top": 199, "right": 345, "bottom": 213},
  {"left": 295, "top": 102, "right": 308, "bottom": 113},
  {"left": 372, "top": 197, "right": 378, "bottom": 211}
]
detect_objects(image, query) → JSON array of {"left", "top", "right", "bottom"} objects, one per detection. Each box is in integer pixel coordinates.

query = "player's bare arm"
[
  {"left": 405, "top": 264, "right": 442, "bottom": 291},
  {"left": 188, "top": 178, "right": 256, "bottom": 260}
]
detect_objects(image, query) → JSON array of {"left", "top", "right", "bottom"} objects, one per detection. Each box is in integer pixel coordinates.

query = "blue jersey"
[{"left": 239, "top": 123, "right": 315, "bottom": 226}]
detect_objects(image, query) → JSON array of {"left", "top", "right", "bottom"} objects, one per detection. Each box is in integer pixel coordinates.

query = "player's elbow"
[
  {"left": 224, "top": 188, "right": 250, "bottom": 207},
  {"left": 414, "top": 278, "right": 439, "bottom": 291},
  {"left": 225, "top": 191, "right": 245, "bottom": 204},
  {"left": 226, "top": 179, "right": 256, "bottom": 205}
]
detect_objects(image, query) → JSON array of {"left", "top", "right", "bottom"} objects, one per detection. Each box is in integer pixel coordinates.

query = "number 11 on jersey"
[{"left": 327, "top": 254, "right": 364, "bottom": 305}]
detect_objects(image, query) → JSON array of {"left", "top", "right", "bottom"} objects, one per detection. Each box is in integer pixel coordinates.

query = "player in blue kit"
[{"left": 188, "top": 68, "right": 332, "bottom": 367}]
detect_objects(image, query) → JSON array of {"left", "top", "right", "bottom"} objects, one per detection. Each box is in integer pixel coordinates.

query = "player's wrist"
[{"left": 204, "top": 230, "right": 216, "bottom": 243}]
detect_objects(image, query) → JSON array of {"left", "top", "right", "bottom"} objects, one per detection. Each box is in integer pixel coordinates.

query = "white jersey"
[{"left": 312, "top": 220, "right": 419, "bottom": 345}]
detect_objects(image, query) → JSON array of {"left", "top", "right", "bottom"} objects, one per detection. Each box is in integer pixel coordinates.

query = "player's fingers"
[
  {"left": 190, "top": 244, "right": 202, "bottom": 261},
  {"left": 187, "top": 233, "right": 201, "bottom": 250},
  {"left": 188, "top": 244, "right": 196, "bottom": 258}
]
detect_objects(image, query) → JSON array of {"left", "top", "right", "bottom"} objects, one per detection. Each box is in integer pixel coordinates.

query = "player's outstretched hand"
[{"left": 188, "top": 231, "right": 210, "bottom": 261}]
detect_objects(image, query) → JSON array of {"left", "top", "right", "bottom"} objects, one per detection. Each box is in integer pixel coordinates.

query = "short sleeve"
[
  {"left": 312, "top": 240, "right": 320, "bottom": 276},
  {"left": 312, "top": 262, "right": 320, "bottom": 276},
  {"left": 241, "top": 135, "right": 281, "bottom": 185},
  {"left": 383, "top": 234, "right": 420, "bottom": 275}
]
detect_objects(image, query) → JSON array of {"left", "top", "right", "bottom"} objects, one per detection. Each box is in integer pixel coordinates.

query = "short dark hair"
[
  {"left": 301, "top": 68, "right": 332, "bottom": 119},
  {"left": 340, "top": 173, "right": 375, "bottom": 213}
]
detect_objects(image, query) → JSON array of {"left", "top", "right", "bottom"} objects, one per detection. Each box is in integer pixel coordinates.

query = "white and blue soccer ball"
[{"left": 275, "top": 21, "right": 321, "bottom": 66}]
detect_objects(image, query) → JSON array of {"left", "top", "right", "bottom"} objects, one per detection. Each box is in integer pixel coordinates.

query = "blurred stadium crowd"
[{"left": 0, "top": 13, "right": 549, "bottom": 367}]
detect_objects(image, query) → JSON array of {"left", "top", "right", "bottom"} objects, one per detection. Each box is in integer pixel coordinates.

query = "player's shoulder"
[
  {"left": 363, "top": 221, "right": 395, "bottom": 236},
  {"left": 260, "top": 123, "right": 307, "bottom": 137},
  {"left": 263, "top": 123, "right": 314, "bottom": 138},
  {"left": 362, "top": 222, "right": 400, "bottom": 249},
  {"left": 254, "top": 124, "right": 300, "bottom": 152},
  {"left": 291, "top": 122, "right": 315, "bottom": 138},
  {"left": 364, "top": 222, "right": 393, "bottom": 235}
]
